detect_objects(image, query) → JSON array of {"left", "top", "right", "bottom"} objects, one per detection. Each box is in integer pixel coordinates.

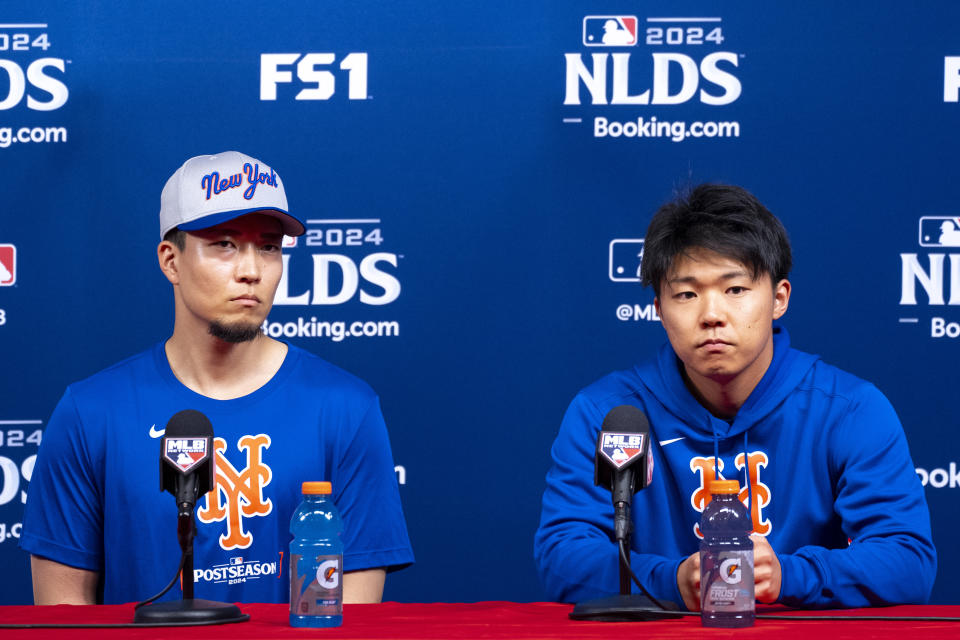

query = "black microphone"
[
  {"left": 570, "top": 405, "right": 680, "bottom": 621},
  {"left": 136, "top": 409, "right": 246, "bottom": 624},
  {"left": 595, "top": 405, "right": 653, "bottom": 543},
  {"left": 160, "top": 409, "right": 214, "bottom": 517}
]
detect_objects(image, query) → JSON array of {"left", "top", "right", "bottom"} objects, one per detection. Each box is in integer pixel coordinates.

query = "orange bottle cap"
[
  {"left": 709, "top": 480, "right": 741, "bottom": 494},
  {"left": 301, "top": 481, "right": 332, "bottom": 495}
]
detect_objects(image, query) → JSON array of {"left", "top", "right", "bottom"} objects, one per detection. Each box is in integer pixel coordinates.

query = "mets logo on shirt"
[
  {"left": 582, "top": 16, "right": 638, "bottom": 47},
  {"left": 198, "top": 434, "right": 274, "bottom": 550}
]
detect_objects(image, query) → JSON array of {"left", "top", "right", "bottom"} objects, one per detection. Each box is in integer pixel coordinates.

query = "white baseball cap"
[{"left": 159, "top": 151, "right": 306, "bottom": 240}]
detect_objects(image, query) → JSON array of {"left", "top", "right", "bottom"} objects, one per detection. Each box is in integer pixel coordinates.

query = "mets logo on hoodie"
[{"left": 689, "top": 451, "right": 771, "bottom": 539}]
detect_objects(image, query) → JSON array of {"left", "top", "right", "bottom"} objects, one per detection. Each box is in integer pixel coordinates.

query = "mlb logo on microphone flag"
[
  {"left": 0, "top": 244, "right": 15, "bottom": 286},
  {"left": 600, "top": 432, "right": 645, "bottom": 468},
  {"left": 164, "top": 438, "right": 209, "bottom": 473},
  {"left": 583, "top": 16, "right": 638, "bottom": 47}
]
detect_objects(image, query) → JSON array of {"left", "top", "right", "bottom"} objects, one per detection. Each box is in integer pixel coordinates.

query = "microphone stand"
[
  {"left": 178, "top": 510, "right": 195, "bottom": 600},
  {"left": 133, "top": 486, "right": 247, "bottom": 625},
  {"left": 570, "top": 489, "right": 682, "bottom": 621},
  {"left": 616, "top": 502, "right": 631, "bottom": 596}
]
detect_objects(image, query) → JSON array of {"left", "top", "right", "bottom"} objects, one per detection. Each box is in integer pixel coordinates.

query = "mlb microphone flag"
[
  {"left": 598, "top": 431, "right": 655, "bottom": 490},
  {"left": 599, "top": 432, "right": 645, "bottom": 468},
  {"left": 163, "top": 438, "right": 209, "bottom": 474}
]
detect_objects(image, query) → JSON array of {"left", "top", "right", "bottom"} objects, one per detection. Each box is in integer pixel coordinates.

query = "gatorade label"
[
  {"left": 290, "top": 553, "right": 343, "bottom": 616},
  {"left": 700, "top": 550, "right": 754, "bottom": 612}
]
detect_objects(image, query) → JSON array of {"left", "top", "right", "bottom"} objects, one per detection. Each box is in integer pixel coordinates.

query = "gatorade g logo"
[
  {"left": 689, "top": 450, "right": 772, "bottom": 538},
  {"left": 719, "top": 558, "right": 742, "bottom": 584},
  {"left": 317, "top": 558, "right": 340, "bottom": 589},
  {"left": 197, "top": 434, "right": 274, "bottom": 550}
]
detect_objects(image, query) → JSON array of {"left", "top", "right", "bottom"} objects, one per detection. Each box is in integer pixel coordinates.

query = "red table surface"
[{"left": 1, "top": 602, "right": 959, "bottom": 639}]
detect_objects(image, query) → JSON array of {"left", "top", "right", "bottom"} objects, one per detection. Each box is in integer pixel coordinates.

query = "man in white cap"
[{"left": 22, "top": 151, "right": 413, "bottom": 605}]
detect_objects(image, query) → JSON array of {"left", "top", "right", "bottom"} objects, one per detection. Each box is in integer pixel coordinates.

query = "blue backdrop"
[{"left": 1, "top": 0, "right": 958, "bottom": 605}]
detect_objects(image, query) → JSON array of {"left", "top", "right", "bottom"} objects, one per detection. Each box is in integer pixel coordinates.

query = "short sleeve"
[
  {"left": 333, "top": 397, "right": 414, "bottom": 572},
  {"left": 20, "top": 388, "right": 104, "bottom": 571}
]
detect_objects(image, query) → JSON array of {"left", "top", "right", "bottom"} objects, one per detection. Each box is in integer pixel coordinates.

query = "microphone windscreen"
[
  {"left": 601, "top": 405, "right": 649, "bottom": 434},
  {"left": 165, "top": 409, "right": 214, "bottom": 437}
]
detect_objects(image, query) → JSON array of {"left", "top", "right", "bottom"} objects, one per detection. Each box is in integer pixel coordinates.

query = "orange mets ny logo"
[
  {"left": 197, "top": 434, "right": 274, "bottom": 549},
  {"left": 689, "top": 451, "right": 771, "bottom": 538}
]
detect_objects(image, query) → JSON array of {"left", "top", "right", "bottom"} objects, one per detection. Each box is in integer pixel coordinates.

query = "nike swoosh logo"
[
  {"left": 659, "top": 437, "right": 685, "bottom": 446},
  {"left": 149, "top": 424, "right": 165, "bottom": 438}
]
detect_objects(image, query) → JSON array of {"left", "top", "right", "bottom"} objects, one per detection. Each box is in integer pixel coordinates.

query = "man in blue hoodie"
[{"left": 534, "top": 184, "right": 936, "bottom": 610}]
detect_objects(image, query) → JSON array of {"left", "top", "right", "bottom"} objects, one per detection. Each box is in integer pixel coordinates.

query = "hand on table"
[
  {"left": 677, "top": 552, "right": 701, "bottom": 611},
  {"left": 751, "top": 533, "right": 782, "bottom": 603}
]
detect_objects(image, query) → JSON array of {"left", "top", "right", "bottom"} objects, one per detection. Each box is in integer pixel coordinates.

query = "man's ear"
[
  {"left": 654, "top": 296, "right": 661, "bottom": 317},
  {"left": 772, "top": 279, "right": 791, "bottom": 320},
  {"left": 157, "top": 241, "right": 180, "bottom": 285}
]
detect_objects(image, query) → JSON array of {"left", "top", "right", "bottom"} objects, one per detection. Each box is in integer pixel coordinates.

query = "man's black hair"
[
  {"left": 163, "top": 227, "right": 186, "bottom": 251},
  {"left": 640, "top": 183, "right": 792, "bottom": 296}
]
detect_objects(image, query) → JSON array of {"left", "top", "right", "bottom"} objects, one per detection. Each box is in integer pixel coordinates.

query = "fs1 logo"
[
  {"left": 0, "top": 244, "right": 15, "bottom": 286},
  {"left": 0, "top": 26, "right": 68, "bottom": 111},
  {"left": 564, "top": 15, "right": 741, "bottom": 106},
  {"left": 260, "top": 53, "right": 368, "bottom": 100},
  {"left": 583, "top": 16, "right": 638, "bottom": 47}
]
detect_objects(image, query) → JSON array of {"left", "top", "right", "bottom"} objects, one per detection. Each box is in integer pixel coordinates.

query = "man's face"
[
  {"left": 655, "top": 248, "right": 790, "bottom": 392},
  {"left": 173, "top": 213, "right": 284, "bottom": 340}
]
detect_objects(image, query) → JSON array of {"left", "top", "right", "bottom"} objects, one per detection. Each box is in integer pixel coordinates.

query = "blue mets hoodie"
[{"left": 534, "top": 327, "right": 936, "bottom": 608}]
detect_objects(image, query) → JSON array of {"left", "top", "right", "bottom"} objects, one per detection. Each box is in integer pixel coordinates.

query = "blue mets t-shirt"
[{"left": 21, "top": 342, "right": 413, "bottom": 603}]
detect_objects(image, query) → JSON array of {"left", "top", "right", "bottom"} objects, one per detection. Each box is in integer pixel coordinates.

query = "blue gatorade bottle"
[
  {"left": 699, "top": 479, "right": 754, "bottom": 628},
  {"left": 290, "top": 481, "right": 343, "bottom": 628}
]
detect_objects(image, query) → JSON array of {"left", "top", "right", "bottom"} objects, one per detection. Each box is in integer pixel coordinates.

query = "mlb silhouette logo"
[
  {"left": 583, "top": 16, "right": 638, "bottom": 47},
  {"left": 282, "top": 235, "right": 297, "bottom": 248},
  {"left": 609, "top": 239, "right": 644, "bottom": 282},
  {"left": 918, "top": 216, "right": 960, "bottom": 247},
  {"left": 0, "top": 244, "right": 15, "bottom": 286}
]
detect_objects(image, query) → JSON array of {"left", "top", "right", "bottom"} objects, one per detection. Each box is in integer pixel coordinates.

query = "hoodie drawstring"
[
  {"left": 712, "top": 425, "right": 721, "bottom": 486},
  {"left": 743, "top": 430, "right": 753, "bottom": 528},
  {"left": 712, "top": 426, "right": 754, "bottom": 531}
]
